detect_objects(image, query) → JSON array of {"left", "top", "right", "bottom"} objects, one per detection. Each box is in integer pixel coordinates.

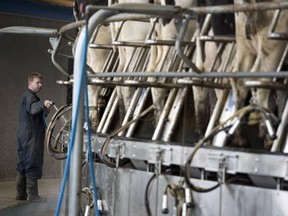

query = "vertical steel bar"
[
  {"left": 271, "top": 98, "right": 288, "bottom": 152},
  {"left": 126, "top": 88, "right": 151, "bottom": 137},
  {"left": 118, "top": 88, "right": 142, "bottom": 136},
  {"left": 152, "top": 88, "right": 178, "bottom": 140},
  {"left": 97, "top": 90, "right": 117, "bottom": 133},
  {"left": 162, "top": 88, "right": 187, "bottom": 142}
]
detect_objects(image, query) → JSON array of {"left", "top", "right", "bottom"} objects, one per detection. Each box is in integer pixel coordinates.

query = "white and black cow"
[
  {"left": 108, "top": 0, "right": 153, "bottom": 124},
  {"left": 73, "top": 0, "right": 113, "bottom": 130},
  {"left": 149, "top": 0, "right": 197, "bottom": 125},
  {"left": 231, "top": 0, "right": 288, "bottom": 147},
  {"left": 192, "top": 0, "right": 236, "bottom": 137},
  {"left": 108, "top": 0, "right": 198, "bottom": 137}
]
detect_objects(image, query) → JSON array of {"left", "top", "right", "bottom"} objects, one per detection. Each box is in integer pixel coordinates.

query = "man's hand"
[{"left": 44, "top": 100, "right": 52, "bottom": 113}]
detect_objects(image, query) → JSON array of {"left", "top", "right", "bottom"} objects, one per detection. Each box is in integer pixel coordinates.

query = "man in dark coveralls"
[{"left": 16, "top": 72, "right": 52, "bottom": 202}]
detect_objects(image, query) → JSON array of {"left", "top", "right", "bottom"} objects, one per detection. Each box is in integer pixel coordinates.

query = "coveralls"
[{"left": 16, "top": 89, "right": 47, "bottom": 179}]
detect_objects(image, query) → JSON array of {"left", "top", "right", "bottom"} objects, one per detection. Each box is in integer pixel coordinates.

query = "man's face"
[{"left": 29, "top": 77, "right": 42, "bottom": 93}]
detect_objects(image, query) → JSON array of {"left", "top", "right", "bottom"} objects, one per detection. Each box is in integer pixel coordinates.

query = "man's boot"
[
  {"left": 26, "top": 177, "right": 47, "bottom": 202},
  {"left": 16, "top": 172, "right": 27, "bottom": 200}
]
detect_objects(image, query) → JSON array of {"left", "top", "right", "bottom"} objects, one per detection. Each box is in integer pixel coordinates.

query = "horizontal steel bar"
[
  {"left": 199, "top": 35, "right": 235, "bottom": 42},
  {"left": 189, "top": 2, "right": 288, "bottom": 14},
  {"left": 89, "top": 43, "right": 114, "bottom": 49},
  {"left": 146, "top": 39, "right": 196, "bottom": 46},
  {"left": 0, "top": 26, "right": 58, "bottom": 36},
  {"left": 90, "top": 135, "right": 288, "bottom": 179},
  {"left": 87, "top": 78, "right": 231, "bottom": 89},
  {"left": 86, "top": 4, "right": 191, "bottom": 17},
  {"left": 85, "top": 71, "right": 288, "bottom": 79},
  {"left": 87, "top": 2, "right": 288, "bottom": 18},
  {"left": 244, "top": 80, "right": 288, "bottom": 90}
]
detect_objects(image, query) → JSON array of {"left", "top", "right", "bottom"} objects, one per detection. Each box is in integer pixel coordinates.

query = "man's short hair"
[{"left": 28, "top": 72, "right": 42, "bottom": 83}]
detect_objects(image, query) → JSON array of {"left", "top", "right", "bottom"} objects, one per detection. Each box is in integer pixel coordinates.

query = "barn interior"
[{"left": 0, "top": 0, "right": 288, "bottom": 216}]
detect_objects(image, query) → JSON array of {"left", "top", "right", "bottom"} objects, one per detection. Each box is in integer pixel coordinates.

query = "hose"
[
  {"left": 145, "top": 173, "right": 157, "bottom": 216},
  {"left": 100, "top": 104, "right": 154, "bottom": 167},
  {"left": 54, "top": 24, "right": 88, "bottom": 216},
  {"left": 184, "top": 104, "right": 263, "bottom": 192},
  {"left": 46, "top": 105, "right": 72, "bottom": 160},
  {"left": 84, "top": 41, "right": 100, "bottom": 216}
]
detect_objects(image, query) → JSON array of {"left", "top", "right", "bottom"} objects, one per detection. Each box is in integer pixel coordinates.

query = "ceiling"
[
  {"left": 34, "top": 0, "right": 73, "bottom": 7},
  {"left": 0, "top": 0, "right": 74, "bottom": 21}
]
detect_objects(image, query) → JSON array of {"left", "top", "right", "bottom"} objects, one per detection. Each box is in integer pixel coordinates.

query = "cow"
[
  {"left": 73, "top": 0, "right": 113, "bottom": 130},
  {"left": 149, "top": 0, "right": 197, "bottom": 126},
  {"left": 84, "top": 0, "right": 233, "bottom": 142},
  {"left": 108, "top": 0, "right": 153, "bottom": 125},
  {"left": 192, "top": 0, "right": 236, "bottom": 137},
  {"left": 231, "top": 0, "right": 288, "bottom": 148},
  {"left": 86, "top": 24, "right": 113, "bottom": 130},
  {"left": 107, "top": 0, "right": 198, "bottom": 140},
  {"left": 80, "top": 0, "right": 287, "bottom": 148}
]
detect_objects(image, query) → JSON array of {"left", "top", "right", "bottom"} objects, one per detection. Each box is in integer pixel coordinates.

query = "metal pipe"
[
  {"left": 162, "top": 88, "right": 188, "bottom": 141},
  {"left": 88, "top": 2, "right": 288, "bottom": 16},
  {"left": 268, "top": 9, "right": 281, "bottom": 36},
  {"left": 118, "top": 88, "right": 142, "bottom": 136},
  {"left": 70, "top": 8, "right": 120, "bottom": 216},
  {"left": 102, "top": 97, "right": 119, "bottom": 133},
  {"left": 0, "top": 26, "right": 58, "bottom": 35},
  {"left": 51, "top": 36, "right": 70, "bottom": 77},
  {"left": 189, "top": 2, "right": 288, "bottom": 14},
  {"left": 175, "top": 16, "right": 201, "bottom": 73},
  {"left": 200, "top": 13, "right": 212, "bottom": 36},
  {"left": 157, "top": 46, "right": 172, "bottom": 72},
  {"left": 212, "top": 91, "right": 236, "bottom": 147},
  {"left": 59, "top": 20, "right": 85, "bottom": 34},
  {"left": 88, "top": 78, "right": 230, "bottom": 88},
  {"left": 97, "top": 90, "right": 118, "bottom": 133},
  {"left": 132, "top": 47, "right": 147, "bottom": 71},
  {"left": 275, "top": 43, "right": 288, "bottom": 83},
  {"left": 126, "top": 87, "right": 151, "bottom": 137},
  {"left": 106, "top": 13, "right": 153, "bottom": 23},
  {"left": 86, "top": 4, "right": 185, "bottom": 17},
  {"left": 86, "top": 71, "right": 288, "bottom": 78},
  {"left": 271, "top": 98, "right": 288, "bottom": 152},
  {"left": 204, "top": 90, "right": 229, "bottom": 137},
  {"left": 152, "top": 88, "right": 178, "bottom": 140},
  {"left": 68, "top": 96, "right": 83, "bottom": 216}
]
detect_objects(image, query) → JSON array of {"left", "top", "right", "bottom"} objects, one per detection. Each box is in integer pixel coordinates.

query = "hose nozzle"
[
  {"left": 162, "top": 193, "right": 169, "bottom": 214},
  {"left": 185, "top": 187, "right": 192, "bottom": 208},
  {"left": 228, "top": 118, "right": 241, "bottom": 135}
]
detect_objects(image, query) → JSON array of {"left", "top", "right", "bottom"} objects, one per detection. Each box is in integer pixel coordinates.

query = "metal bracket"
[
  {"left": 49, "top": 37, "right": 59, "bottom": 50},
  {"left": 206, "top": 152, "right": 238, "bottom": 174},
  {"left": 285, "top": 159, "right": 288, "bottom": 181},
  {"left": 148, "top": 146, "right": 172, "bottom": 166},
  {"left": 107, "top": 141, "right": 126, "bottom": 160}
]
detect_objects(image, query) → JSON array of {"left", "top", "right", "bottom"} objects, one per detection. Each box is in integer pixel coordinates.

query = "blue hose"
[
  {"left": 83, "top": 27, "right": 100, "bottom": 216},
  {"left": 54, "top": 25, "right": 88, "bottom": 216}
]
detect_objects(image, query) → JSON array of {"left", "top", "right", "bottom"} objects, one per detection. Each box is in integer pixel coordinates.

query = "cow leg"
[
  {"left": 250, "top": 35, "right": 286, "bottom": 148},
  {"left": 229, "top": 9, "right": 257, "bottom": 147},
  {"left": 192, "top": 86, "right": 210, "bottom": 137},
  {"left": 87, "top": 85, "right": 101, "bottom": 130}
]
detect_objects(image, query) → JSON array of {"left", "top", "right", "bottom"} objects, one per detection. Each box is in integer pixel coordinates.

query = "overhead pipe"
[
  {"left": 189, "top": 2, "right": 288, "bottom": 14},
  {"left": 0, "top": 26, "right": 58, "bottom": 35}
]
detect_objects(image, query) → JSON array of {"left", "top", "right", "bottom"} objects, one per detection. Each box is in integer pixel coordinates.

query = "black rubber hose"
[{"left": 144, "top": 173, "right": 157, "bottom": 216}]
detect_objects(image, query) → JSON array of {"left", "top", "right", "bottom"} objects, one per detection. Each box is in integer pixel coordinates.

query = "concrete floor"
[{"left": 0, "top": 179, "right": 61, "bottom": 216}]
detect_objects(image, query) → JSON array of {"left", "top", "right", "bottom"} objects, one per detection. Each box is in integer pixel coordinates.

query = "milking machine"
[{"left": 35, "top": 2, "right": 288, "bottom": 216}]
